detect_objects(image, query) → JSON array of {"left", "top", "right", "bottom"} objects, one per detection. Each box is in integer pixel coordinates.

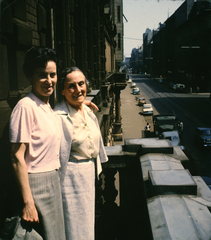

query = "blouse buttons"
[{"left": 84, "top": 123, "right": 87, "bottom": 126}]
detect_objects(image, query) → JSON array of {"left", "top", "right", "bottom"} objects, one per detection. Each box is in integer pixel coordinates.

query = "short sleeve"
[{"left": 9, "top": 103, "right": 33, "bottom": 143}]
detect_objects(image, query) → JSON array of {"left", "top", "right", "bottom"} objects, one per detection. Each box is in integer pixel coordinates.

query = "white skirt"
[{"left": 62, "top": 159, "right": 95, "bottom": 240}]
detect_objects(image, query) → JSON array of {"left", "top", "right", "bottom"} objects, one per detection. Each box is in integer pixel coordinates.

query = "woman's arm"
[
  {"left": 84, "top": 100, "right": 99, "bottom": 112},
  {"left": 11, "top": 143, "right": 39, "bottom": 223}
]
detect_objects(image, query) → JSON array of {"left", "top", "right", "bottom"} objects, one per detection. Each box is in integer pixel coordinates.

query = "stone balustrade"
[{"left": 96, "top": 138, "right": 211, "bottom": 239}]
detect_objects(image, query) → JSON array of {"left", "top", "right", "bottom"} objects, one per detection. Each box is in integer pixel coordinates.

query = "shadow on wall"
[{"left": 0, "top": 122, "right": 20, "bottom": 229}]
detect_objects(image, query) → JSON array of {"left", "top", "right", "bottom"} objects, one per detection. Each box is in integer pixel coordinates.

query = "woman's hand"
[
  {"left": 11, "top": 143, "right": 39, "bottom": 223},
  {"left": 84, "top": 100, "right": 99, "bottom": 112},
  {"left": 22, "top": 201, "right": 39, "bottom": 223}
]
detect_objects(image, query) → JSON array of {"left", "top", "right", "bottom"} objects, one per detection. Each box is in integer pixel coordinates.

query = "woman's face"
[
  {"left": 62, "top": 70, "right": 87, "bottom": 109},
  {"left": 29, "top": 61, "right": 57, "bottom": 103}
]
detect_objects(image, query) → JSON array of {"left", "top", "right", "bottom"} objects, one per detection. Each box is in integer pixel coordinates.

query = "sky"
[{"left": 123, "top": 0, "right": 185, "bottom": 57}]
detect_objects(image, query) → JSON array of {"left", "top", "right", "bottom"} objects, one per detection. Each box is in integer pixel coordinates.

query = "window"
[
  {"left": 118, "top": 33, "right": 121, "bottom": 49},
  {"left": 117, "top": 6, "right": 120, "bottom": 23}
]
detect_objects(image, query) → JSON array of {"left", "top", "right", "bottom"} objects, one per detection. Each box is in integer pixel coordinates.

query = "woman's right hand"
[
  {"left": 11, "top": 143, "right": 39, "bottom": 223},
  {"left": 22, "top": 201, "right": 39, "bottom": 223}
]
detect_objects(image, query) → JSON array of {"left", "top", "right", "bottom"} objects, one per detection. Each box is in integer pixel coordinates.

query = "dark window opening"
[{"left": 117, "top": 6, "right": 120, "bottom": 23}]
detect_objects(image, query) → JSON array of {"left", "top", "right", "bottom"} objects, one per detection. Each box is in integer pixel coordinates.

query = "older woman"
[
  {"left": 54, "top": 67, "right": 108, "bottom": 240},
  {"left": 9, "top": 47, "right": 66, "bottom": 240}
]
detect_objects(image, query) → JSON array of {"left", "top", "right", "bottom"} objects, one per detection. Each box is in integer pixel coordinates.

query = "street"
[{"left": 131, "top": 74, "right": 211, "bottom": 177}]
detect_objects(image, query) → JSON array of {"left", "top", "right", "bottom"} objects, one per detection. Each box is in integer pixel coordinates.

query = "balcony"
[{"left": 95, "top": 138, "right": 211, "bottom": 240}]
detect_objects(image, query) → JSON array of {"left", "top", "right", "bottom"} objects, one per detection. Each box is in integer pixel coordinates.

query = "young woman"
[{"left": 9, "top": 47, "right": 65, "bottom": 240}]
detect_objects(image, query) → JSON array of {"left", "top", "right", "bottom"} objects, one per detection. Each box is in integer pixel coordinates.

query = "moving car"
[
  {"left": 138, "top": 97, "right": 146, "bottom": 106},
  {"left": 133, "top": 87, "right": 140, "bottom": 95},
  {"left": 160, "top": 130, "right": 184, "bottom": 150},
  {"left": 193, "top": 127, "right": 211, "bottom": 147},
  {"left": 143, "top": 103, "right": 153, "bottom": 115}
]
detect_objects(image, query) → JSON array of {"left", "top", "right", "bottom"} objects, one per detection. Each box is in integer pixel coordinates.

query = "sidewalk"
[{"left": 114, "top": 83, "right": 146, "bottom": 145}]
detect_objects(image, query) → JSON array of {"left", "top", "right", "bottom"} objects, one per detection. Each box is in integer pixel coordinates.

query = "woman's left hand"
[{"left": 84, "top": 100, "right": 99, "bottom": 112}]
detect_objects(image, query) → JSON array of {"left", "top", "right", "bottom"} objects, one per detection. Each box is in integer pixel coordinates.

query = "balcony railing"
[{"left": 95, "top": 138, "right": 211, "bottom": 240}]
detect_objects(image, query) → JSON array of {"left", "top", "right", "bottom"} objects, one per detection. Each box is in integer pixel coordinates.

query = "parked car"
[
  {"left": 175, "top": 83, "right": 185, "bottom": 92},
  {"left": 193, "top": 127, "right": 211, "bottom": 147},
  {"left": 133, "top": 87, "right": 140, "bottom": 95},
  {"left": 138, "top": 97, "right": 146, "bottom": 106},
  {"left": 169, "top": 83, "right": 176, "bottom": 90},
  {"left": 160, "top": 131, "right": 184, "bottom": 150},
  {"left": 201, "top": 176, "right": 211, "bottom": 190},
  {"left": 128, "top": 77, "right": 132, "bottom": 83},
  {"left": 143, "top": 103, "right": 153, "bottom": 115},
  {"left": 131, "top": 82, "right": 136, "bottom": 88}
]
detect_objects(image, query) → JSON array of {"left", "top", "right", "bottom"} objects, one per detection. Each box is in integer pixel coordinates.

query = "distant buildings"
[
  {"left": 145, "top": 0, "right": 211, "bottom": 91},
  {"left": 128, "top": 0, "right": 211, "bottom": 92}
]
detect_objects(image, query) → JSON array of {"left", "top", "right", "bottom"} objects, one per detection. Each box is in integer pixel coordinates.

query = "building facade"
[
  {"left": 0, "top": 0, "right": 126, "bottom": 226},
  {"left": 151, "top": 0, "right": 211, "bottom": 92},
  {"left": 113, "top": 0, "right": 124, "bottom": 71}
]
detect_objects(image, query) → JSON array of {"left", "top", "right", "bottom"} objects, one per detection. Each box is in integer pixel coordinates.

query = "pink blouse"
[{"left": 10, "top": 93, "right": 61, "bottom": 173}]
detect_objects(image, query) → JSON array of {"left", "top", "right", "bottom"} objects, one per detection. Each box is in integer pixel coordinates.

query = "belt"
[{"left": 68, "top": 156, "right": 95, "bottom": 163}]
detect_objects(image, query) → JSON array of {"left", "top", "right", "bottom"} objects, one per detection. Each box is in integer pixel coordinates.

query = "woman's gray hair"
[{"left": 58, "top": 67, "right": 89, "bottom": 101}]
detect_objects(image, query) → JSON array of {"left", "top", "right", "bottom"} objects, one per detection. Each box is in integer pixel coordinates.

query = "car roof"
[
  {"left": 196, "top": 127, "right": 211, "bottom": 131},
  {"left": 161, "top": 131, "right": 179, "bottom": 137},
  {"left": 156, "top": 116, "right": 176, "bottom": 120},
  {"left": 144, "top": 104, "right": 152, "bottom": 107}
]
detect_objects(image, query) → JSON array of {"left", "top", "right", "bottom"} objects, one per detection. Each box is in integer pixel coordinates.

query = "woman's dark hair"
[{"left": 23, "top": 47, "right": 61, "bottom": 79}]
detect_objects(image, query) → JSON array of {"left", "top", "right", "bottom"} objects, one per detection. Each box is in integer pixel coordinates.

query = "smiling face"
[
  {"left": 29, "top": 61, "right": 57, "bottom": 104},
  {"left": 62, "top": 70, "right": 87, "bottom": 109}
]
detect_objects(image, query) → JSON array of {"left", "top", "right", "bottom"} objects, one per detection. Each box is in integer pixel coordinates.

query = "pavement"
[{"left": 114, "top": 82, "right": 147, "bottom": 145}]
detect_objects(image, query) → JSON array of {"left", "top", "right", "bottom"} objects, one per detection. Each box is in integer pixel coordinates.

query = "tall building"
[
  {"left": 0, "top": 1, "right": 127, "bottom": 226},
  {"left": 113, "top": 0, "right": 124, "bottom": 71}
]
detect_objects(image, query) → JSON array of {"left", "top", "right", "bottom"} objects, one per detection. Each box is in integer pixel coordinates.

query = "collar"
[
  {"left": 54, "top": 100, "right": 93, "bottom": 118},
  {"left": 28, "top": 92, "right": 53, "bottom": 113},
  {"left": 54, "top": 100, "right": 69, "bottom": 115}
]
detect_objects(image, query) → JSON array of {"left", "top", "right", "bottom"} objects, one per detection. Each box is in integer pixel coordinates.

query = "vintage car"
[
  {"left": 127, "top": 77, "right": 132, "bottom": 83},
  {"left": 138, "top": 97, "right": 146, "bottom": 106},
  {"left": 193, "top": 127, "right": 211, "bottom": 147},
  {"left": 175, "top": 83, "right": 185, "bottom": 92},
  {"left": 153, "top": 114, "right": 179, "bottom": 136},
  {"left": 143, "top": 103, "right": 153, "bottom": 115},
  {"left": 160, "top": 130, "right": 184, "bottom": 150},
  {"left": 133, "top": 87, "right": 140, "bottom": 95},
  {"left": 169, "top": 83, "right": 176, "bottom": 90},
  {"left": 131, "top": 82, "right": 136, "bottom": 88}
]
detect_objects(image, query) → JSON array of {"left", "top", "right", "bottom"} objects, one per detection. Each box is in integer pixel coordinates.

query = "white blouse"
[{"left": 67, "top": 103, "right": 100, "bottom": 160}]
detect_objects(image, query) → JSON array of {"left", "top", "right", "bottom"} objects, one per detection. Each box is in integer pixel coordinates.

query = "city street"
[{"left": 131, "top": 74, "right": 211, "bottom": 177}]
